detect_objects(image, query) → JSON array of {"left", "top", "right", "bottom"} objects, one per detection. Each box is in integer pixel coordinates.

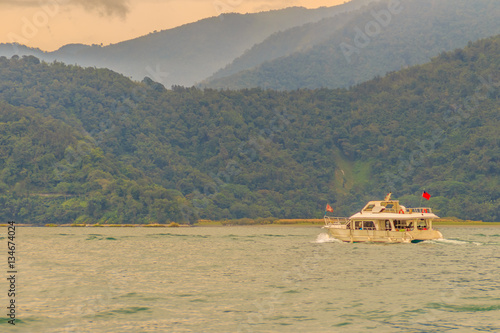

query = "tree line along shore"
[{"left": 2, "top": 218, "right": 499, "bottom": 227}]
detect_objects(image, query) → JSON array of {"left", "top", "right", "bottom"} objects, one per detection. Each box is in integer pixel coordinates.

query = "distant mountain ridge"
[
  {"left": 3, "top": 0, "right": 500, "bottom": 90},
  {"left": 202, "top": 0, "right": 500, "bottom": 90},
  {"left": 0, "top": 0, "right": 374, "bottom": 87}
]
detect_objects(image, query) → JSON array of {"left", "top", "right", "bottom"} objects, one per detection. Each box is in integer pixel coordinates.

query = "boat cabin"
[{"left": 346, "top": 218, "right": 433, "bottom": 232}]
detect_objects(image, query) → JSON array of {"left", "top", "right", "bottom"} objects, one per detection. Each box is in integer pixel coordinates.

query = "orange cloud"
[{"left": 0, "top": 0, "right": 130, "bottom": 17}]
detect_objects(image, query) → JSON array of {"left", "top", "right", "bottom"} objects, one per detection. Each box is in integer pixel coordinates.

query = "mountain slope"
[
  {"left": 201, "top": 5, "right": 367, "bottom": 82},
  {"left": 203, "top": 0, "right": 500, "bottom": 90},
  {"left": 0, "top": 97, "right": 187, "bottom": 225}
]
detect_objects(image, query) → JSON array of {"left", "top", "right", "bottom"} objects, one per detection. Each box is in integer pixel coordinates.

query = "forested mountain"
[
  {"left": 203, "top": 0, "right": 500, "bottom": 90},
  {"left": 0, "top": 0, "right": 372, "bottom": 88},
  {"left": 1, "top": 35, "right": 499, "bottom": 224}
]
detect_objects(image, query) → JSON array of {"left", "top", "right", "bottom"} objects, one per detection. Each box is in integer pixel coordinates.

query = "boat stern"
[{"left": 408, "top": 229, "right": 443, "bottom": 241}]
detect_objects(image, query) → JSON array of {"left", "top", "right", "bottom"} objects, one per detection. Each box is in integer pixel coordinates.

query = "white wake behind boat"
[{"left": 323, "top": 193, "right": 443, "bottom": 243}]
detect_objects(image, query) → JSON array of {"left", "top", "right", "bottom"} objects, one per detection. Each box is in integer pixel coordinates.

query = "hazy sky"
[{"left": 0, "top": 0, "right": 346, "bottom": 51}]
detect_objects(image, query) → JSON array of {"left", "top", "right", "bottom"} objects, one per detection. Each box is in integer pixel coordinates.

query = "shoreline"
[{"left": 3, "top": 219, "right": 500, "bottom": 228}]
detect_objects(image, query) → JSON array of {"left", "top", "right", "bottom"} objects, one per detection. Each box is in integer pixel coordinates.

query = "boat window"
[
  {"left": 394, "top": 220, "right": 415, "bottom": 231},
  {"left": 394, "top": 220, "right": 406, "bottom": 230},
  {"left": 417, "top": 219, "right": 428, "bottom": 230},
  {"left": 381, "top": 202, "right": 396, "bottom": 212},
  {"left": 354, "top": 221, "right": 376, "bottom": 230},
  {"left": 363, "top": 221, "right": 376, "bottom": 230},
  {"left": 385, "top": 220, "right": 392, "bottom": 231},
  {"left": 364, "top": 204, "right": 375, "bottom": 211}
]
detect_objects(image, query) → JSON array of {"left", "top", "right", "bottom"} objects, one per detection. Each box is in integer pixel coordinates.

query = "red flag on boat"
[
  {"left": 325, "top": 204, "right": 334, "bottom": 212},
  {"left": 422, "top": 191, "right": 431, "bottom": 200}
]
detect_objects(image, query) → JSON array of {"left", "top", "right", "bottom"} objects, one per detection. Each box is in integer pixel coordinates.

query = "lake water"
[{"left": 1, "top": 226, "right": 500, "bottom": 332}]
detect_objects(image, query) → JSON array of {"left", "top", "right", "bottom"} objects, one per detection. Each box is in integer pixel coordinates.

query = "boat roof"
[
  {"left": 349, "top": 196, "right": 439, "bottom": 220},
  {"left": 350, "top": 211, "right": 439, "bottom": 220}
]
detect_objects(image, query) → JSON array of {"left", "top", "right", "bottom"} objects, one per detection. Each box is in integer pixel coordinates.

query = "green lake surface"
[{"left": 1, "top": 226, "right": 500, "bottom": 332}]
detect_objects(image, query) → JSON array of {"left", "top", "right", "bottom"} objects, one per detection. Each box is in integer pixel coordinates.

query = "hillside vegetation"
[{"left": 0, "top": 35, "right": 499, "bottom": 224}]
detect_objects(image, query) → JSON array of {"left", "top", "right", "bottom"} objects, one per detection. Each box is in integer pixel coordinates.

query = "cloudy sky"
[{"left": 0, "top": 0, "right": 345, "bottom": 51}]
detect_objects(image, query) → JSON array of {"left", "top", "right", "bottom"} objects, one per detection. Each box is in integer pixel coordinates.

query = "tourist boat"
[{"left": 323, "top": 193, "right": 443, "bottom": 243}]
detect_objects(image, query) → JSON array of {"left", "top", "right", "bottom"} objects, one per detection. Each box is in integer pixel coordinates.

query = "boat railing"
[
  {"left": 324, "top": 216, "right": 349, "bottom": 226},
  {"left": 406, "top": 207, "right": 433, "bottom": 214}
]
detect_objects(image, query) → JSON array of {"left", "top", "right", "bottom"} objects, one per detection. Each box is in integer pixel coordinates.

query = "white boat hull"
[{"left": 325, "top": 227, "right": 443, "bottom": 243}]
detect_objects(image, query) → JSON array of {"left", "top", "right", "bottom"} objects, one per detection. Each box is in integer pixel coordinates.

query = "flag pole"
[{"left": 420, "top": 189, "right": 425, "bottom": 208}]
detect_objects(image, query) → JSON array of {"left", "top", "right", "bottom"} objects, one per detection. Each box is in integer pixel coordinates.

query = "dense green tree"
[{"left": 0, "top": 35, "right": 499, "bottom": 223}]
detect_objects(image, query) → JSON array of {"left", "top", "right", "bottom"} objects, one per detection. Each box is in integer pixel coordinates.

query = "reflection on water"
[{"left": 1, "top": 226, "right": 499, "bottom": 332}]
